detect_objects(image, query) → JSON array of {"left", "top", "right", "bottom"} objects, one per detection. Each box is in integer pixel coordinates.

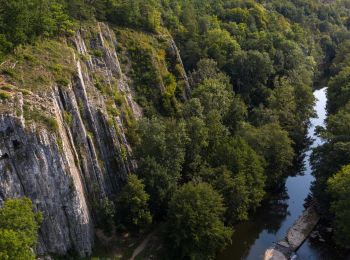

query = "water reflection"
[
  {"left": 219, "top": 190, "right": 290, "bottom": 259},
  {"left": 218, "top": 88, "right": 328, "bottom": 260}
]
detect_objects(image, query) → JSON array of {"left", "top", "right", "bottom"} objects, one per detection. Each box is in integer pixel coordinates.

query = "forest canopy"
[{"left": 1, "top": 0, "right": 350, "bottom": 258}]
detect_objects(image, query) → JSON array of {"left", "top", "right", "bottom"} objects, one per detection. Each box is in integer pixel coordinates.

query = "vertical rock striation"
[
  {"left": 0, "top": 93, "right": 93, "bottom": 256},
  {"left": 0, "top": 23, "right": 141, "bottom": 256},
  {"left": 0, "top": 22, "right": 189, "bottom": 257}
]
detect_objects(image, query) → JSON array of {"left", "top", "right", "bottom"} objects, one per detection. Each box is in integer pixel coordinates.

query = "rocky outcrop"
[
  {"left": 0, "top": 23, "right": 143, "bottom": 256},
  {"left": 264, "top": 203, "right": 320, "bottom": 260},
  {"left": 169, "top": 39, "right": 191, "bottom": 98},
  {"left": 286, "top": 205, "right": 320, "bottom": 250},
  {"left": 0, "top": 93, "right": 93, "bottom": 256},
  {"left": 0, "top": 21, "right": 189, "bottom": 257}
]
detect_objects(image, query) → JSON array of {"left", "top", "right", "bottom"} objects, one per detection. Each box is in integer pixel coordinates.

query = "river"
[{"left": 218, "top": 88, "right": 329, "bottom": 260}]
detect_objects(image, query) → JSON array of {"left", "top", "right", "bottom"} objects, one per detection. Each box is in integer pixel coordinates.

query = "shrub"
[
  {"left": 0, "top": 198, "right": 42, "bottom": 260},
  {"left": 63, "top": 111, "right": 73, "bottom": 127},
  {"left": 165, "top": 183, "right": 232, "bottom": 259},
  {"left": 0, "top": 90, "right": 11, "bottom": 100},
  {"left": 115, "top": 174, "right": 152, "bottom": 230}
]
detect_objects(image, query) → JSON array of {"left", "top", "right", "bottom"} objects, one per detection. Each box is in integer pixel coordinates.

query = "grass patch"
[
  {"left": 0, "top": 85, "right": 15, "bottom": 91},
  {"left": 114, "top": 28, "right": 182, "bottom": 116},
  {"left": 94, "top": 81, "right": 108, "bottom": 94},
  {"left": 0, "top": 39, "right": 75, "bottom": 93},
  {"left": 0, "top": 90, "right": 11, "bottom": 100},
  {"left": 19, "top": 89, "right": 32, "bottom": 95},
  {"left": 24, "top": 105, "right": 59, "bottom": 132},
  {"left": 91, "top": 49, "right": 104, "bottom": 58},
  {"left": 56, "top": 78, "right": 70, "bottom": 87},
  {"left": 106, "top": 99, "right": 120, "bottom": 117},
  {"left": 1, "top": 68, "right": 16, "bottom": 77},
  {"left": 63, "top": 111, "right": 73, "bottom": 127}
]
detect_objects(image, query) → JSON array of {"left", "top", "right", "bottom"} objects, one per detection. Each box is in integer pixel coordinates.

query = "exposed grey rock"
[
  {"left": 0, "top": 22, "right": 188, "bottom": 257},
  {"left": 277, "top": 241, "right": 290, "bottom": 248},
  {"left": 264, "top": 248, "right": 288, "bottom": 260},
  {"left": 326, "top": 227, "right": 333, "bottom": 233},
  {"left": 310, "top": 231, "right": 318, "bottom": 239},
  {"left": 169, "top": 38, "right": 191, "bottom": 98},
  {"left": 0, "top": 112, "right": 93, "bottom": 256},
  {"left": 286, "top": 204, "right": 320, "bottom": 250},
  {"left": 0, "top": 23, "right": 143, "bottom": 256},
  {"left": 264, "top": 203, "right": 320, "bottom": 260}
]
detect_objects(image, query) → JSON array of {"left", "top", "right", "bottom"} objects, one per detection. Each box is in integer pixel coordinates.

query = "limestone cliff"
[{"left": 0, "top": 22, "right": 188, "bottom": 256}]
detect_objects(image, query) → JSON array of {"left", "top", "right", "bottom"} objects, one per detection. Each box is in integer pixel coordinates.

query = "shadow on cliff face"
[{"left": 0, "top": 115, "right": 94, "bottom": 256}]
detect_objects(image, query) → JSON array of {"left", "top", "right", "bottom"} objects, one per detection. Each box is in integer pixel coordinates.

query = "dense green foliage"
[
  {"left": 115, "top": 174, "right": 152, "bottom": 230},
  {"left": 2, "top": 0, "right": 350, "bottom": 257},
  {"left": 0, "top": 0, "right": 74, "bottom": 60},
  {"left": 127, "top": 0, "right": 350, "bottom": 254},
  {"left": 0, "top": 198, "right": 42, "bottom": 259},
  {"left": 327, "top": 165, "right": 350, "bottom": 248},
  {"left": 312, "top": 38, "right": 350, "bottom": 249},
  {"left": 116, "top": 174, "right": 152, "bottom": 229},
  {"left": 165, "top": 183, "right": 232, "bottom": 259},
  {"left": 239, "top": 123, "right": 294, "bottom": 189},
  {"left": 134, "top": 60, "right": 268, "bottom": 227}
]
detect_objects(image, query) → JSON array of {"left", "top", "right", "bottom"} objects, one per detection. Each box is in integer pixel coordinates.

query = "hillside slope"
[{"left": 0, "top": 22, "right": 186, "bottom": 256}]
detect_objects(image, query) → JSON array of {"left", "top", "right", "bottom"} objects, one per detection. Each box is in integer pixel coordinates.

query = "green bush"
[
  {"left": 1, "top": 68, "right": 16, "bottom": 77},
  {"left": 0, "top": 90, "right": 11, "bottom": 100},
  {"left": 115, "top": 174, "right": 152, "bottom": 230},
  {"left": 24, "top": 106, "right": 59, "bottom": 132},
  {"left": 92, "top": 50, "right": 104, "bottom": 58},
  {"left": 165, "top": 183, "right": 232, "bottom": 259},
  {"left": 63, "top": 111, "right": 73, "bottom": 127},
  {"left": 0, "top": 198, "right": 42, "bottom": 260},
  {"left": 328, "top": 165, "right": 350, "bottom": 248},
  {"left": 56, "top": 78, "right": 70, "bottom": 87}
]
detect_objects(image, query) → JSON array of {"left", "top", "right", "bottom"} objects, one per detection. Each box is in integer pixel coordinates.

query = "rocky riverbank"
[{"left": 264, "top": 203, "right": 320, "bottom": 260}]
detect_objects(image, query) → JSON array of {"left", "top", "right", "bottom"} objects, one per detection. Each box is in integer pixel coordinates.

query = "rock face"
[
  {"left": 264, "top": 203, "right": 320, "bottom": 260},
  {"left": 0, "top": 22, "right": 163, "bottom": 256},
  {"left": 0, "top": 104, "right": 93, "bottom": 256},
  {"left": 286, "top": 205, "right": 320, "bottom": 250},
  {"left": 169, "top": 38, "right": 191, "bottom": 98},
  {"left": 264, "top": 249, "right": 288, "bottom": 260}
]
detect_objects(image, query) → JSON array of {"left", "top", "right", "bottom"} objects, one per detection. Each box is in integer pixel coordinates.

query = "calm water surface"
[{"left": 218, "top": 88, "right": 329, "bottom": 260}]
